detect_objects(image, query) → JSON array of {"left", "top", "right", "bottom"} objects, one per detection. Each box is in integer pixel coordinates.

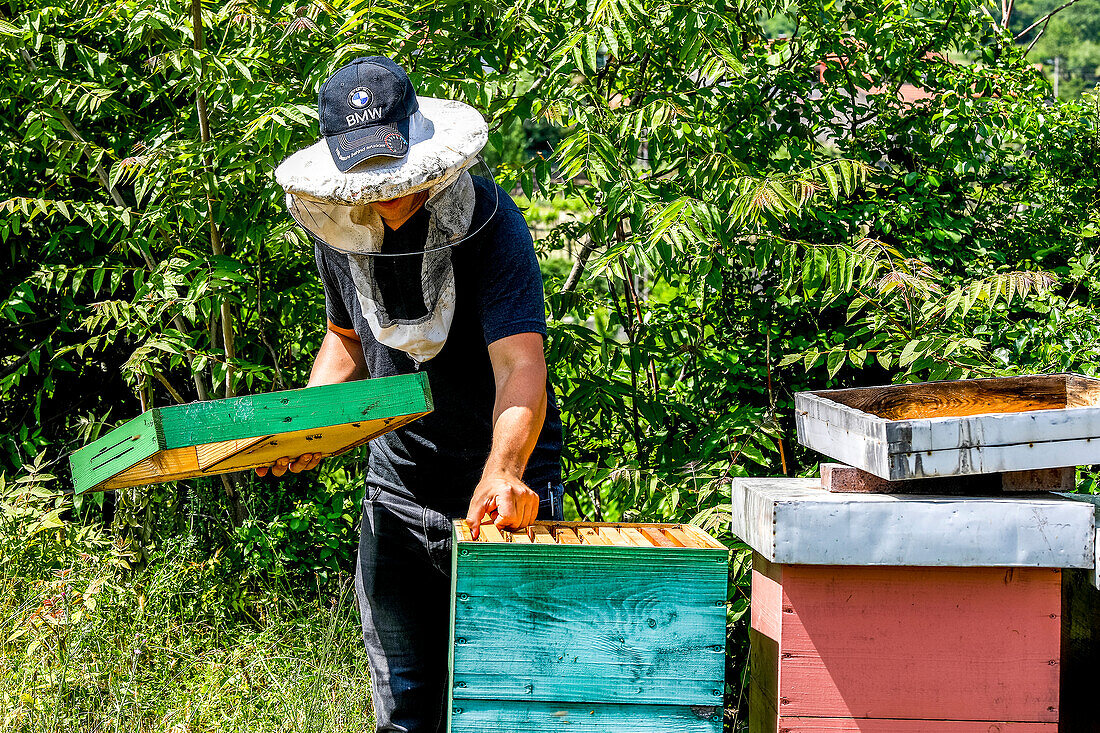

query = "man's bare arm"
[
  {"left": 465, "top": 332, "right": 548, "bottom": 538},
  {"left": 308, "top": 322, "right": 369, "bottom": 386},
  {"left": 256, "top": 322, "right": 368, "bottom": 477}
]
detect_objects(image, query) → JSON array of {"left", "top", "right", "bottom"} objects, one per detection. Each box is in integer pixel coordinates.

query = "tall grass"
[{"left": 1, "top": 494, "right": 373, "bottom": 733}]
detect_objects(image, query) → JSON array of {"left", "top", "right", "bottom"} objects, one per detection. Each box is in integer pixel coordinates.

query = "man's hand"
[
  {"left": 465, "top": 471, "right": 539, "bottom": 539},
  {"left": 255, "top": 453, "right": 323, "bottom": 478},
  {"left": 255, "top": 323, "right": 365, "bottom": 479}
]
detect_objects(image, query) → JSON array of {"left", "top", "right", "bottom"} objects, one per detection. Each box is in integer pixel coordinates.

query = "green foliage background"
[{"left": 1, "top": 0, "right": 1098, "bottom": 729}]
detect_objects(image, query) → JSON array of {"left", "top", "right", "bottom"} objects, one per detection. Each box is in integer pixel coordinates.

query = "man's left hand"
[{"left": 465, "top": 472, "right": 539, "bottom": 540}]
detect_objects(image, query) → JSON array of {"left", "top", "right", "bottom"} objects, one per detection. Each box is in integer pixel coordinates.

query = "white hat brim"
[{"left": 275, "top": 97, "right": 488, "bottom": 204}]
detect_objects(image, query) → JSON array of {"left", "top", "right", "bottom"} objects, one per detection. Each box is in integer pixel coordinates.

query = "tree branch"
[
  {"left": 1015, "top": 0, "right": 1087, "bottom": 42},
  {"left": 192, "top": 0, "right": 237, "bottom": 399},
  {"left": 562, "top": 238, "right": 595, "bottom": 293},
  {"left": 150, "top": 370, "right": 186, "bottom": 404}
]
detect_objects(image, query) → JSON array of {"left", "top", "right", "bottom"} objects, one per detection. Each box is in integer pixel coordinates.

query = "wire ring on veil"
[{"left": 287, "top": 156, "right": 500, "bottom": 258}]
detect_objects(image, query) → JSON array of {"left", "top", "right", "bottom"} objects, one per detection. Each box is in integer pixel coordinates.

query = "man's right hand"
[
  {"left": 256, "top": 323, "right": 365, "bottom": 479},
  {"left": 255, "top": 453, "right": 323, "bottom": 478}
]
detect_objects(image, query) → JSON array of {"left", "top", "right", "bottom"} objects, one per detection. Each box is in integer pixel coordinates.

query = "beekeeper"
[{"left": 268, "top": 55, "right": 564, "bottom": 733}]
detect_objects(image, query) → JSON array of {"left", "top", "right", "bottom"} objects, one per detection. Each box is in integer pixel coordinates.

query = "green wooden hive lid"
[{"left": 69, "top": 373, "right": 432, "bottom": 494}]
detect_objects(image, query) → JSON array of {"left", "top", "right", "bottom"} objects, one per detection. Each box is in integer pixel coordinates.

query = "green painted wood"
[
  {"left": 69, "top": 412, "right": 163, "bottom": 494},
  {"left": 68, "top": 373, "right": 432, "bottom": 493},
  {"left": 159, "top": 373, "right": 431, "bottom": 448},
  {"left": 448, "top": 527, "right": 729, "bottom": 732},
  {"left": 449, "top": 699, "right": 722, "bottom": 733}
]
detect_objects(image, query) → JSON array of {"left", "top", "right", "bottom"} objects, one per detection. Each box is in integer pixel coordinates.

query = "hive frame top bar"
[{"left": 452, "top": 519, "right": 725, "bottom": 549}]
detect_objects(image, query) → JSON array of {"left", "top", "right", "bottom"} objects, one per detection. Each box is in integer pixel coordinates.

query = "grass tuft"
[{"left": 0, "top": 530, "right": 373, "bottom": 733}]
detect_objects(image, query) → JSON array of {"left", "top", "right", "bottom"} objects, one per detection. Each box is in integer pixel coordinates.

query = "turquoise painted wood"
[
  {"left": 448, "top": 523, "right": 729, "bottom": 732},
  {"left": 449, "top": 699, "right": 724, "bottom": 732}
]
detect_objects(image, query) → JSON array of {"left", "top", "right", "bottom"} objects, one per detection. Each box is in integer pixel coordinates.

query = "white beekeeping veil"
[{"left": 275, "top": 97, "right": 497, "bottom": 365}]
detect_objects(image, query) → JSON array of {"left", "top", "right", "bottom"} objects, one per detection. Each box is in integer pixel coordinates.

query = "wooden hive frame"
[
  {"left": 454, "top": 519, "right": 726, "bottom": 549},
  {"left": 69, "top": 373, "right": 432, "bottom": 494}
]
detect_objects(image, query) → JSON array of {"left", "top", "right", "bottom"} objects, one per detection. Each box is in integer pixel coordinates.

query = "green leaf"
[
  {"left": 899, "top": 339, "right": 922, "bottom": 367},
  {"left": 802, "top": 248, "right": 826, "bottom": 298},
  {"left": 821, "top": 165, "right": 839, "bottom": 199},
  {"left": 777, "top": 353, "right": 802, "bottom": 367}
]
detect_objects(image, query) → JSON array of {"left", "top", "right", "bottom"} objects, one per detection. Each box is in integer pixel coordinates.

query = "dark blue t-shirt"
[{"left": 313, "top": 176, "right": 563, "bottom": 512}]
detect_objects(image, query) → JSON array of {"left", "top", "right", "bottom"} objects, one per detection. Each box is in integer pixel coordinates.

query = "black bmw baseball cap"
[{"left": 319, "top": 56, "right": 419, "bottom": 172}]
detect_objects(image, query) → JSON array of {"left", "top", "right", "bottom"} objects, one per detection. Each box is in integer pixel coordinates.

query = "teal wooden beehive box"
[{"left": 448, "top": 520, "right": 729, "bottom": 732}]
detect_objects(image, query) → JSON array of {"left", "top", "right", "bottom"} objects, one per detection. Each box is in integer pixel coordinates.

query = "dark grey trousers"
[{"left": 354, "top": 483, "right": 565, "bottom": 733}]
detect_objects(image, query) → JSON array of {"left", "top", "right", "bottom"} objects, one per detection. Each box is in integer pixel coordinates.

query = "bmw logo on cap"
[{"left": 348, "top": 87, "right": 373, "bottom": 109}]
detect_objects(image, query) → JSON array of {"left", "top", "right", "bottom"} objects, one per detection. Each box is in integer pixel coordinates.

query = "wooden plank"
[
  {"left": 529, "top": 524, "right": 555, "bottom": 544},
  {"left": 576, "top": 527, "right": 608, "bottom": 545},
  {"left": 452, "top": 671, "right": 722, "bottom": 705},
  {"left": 554, "top": 527, "right": 582, "bottom": 544},
  {"left": 636, "top": 527, "right": 672, "bottom": 547},
  {"left": 820, "top": 462, "right": 1074, "bottom": 494},
  {"left": 775, "top": 564, "right": 1061, "bottom": 722},
  {"left": 731, "top": 477, "right": 1095, "bottom": 568},
  {"left": 449, "top": 700, "right": 722, "bottom": 733},
  {"left": 69, "top": 412, "right": 163, "bottom": 494},
  {"left": 681, "top": 524, "right": 726, "bottom": 549},
  {"left": 749, "top": 554, "right": 782, "bottom": 733},
  {"left": 455, "top": 519, "right": 474, "bottom": 542},
  {"left": 658, "top": 529, "right": 685, "bottom": 547},
  {"left": 1066, "top": 374, "right": 1100, "bottom": 407},
  {"left": 1060, "top": 567, "right": 1100, "bottom": 733},
  {"left": 454, "top": 545, "right": 728, "bottom": 599},
  {"left": 666, "top": 527, "right": 698, "bottom": 548},
  {"left": 1003, "top": 467, "right": 1075, "bottom": 492},
  {"left": 622, "top": 527, "right": 652, "bottom": 546},
  {"left": 479, "top": 524, "right": 507, "bottom": 543},
  {"left": 597, "top": 526, "right": 628, "bottom": 545},
  {"left": 775, "top": 719, "right": 1055, "bottom": 732},
  {"left": 749, "top": 625, "right": 779, "bottom": 733},
  {"left": 159, "top": 373, "right": 432, "bottom": 448},
  {"left": 509, "top": 530, "right": 532, "bottom": 544}
]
